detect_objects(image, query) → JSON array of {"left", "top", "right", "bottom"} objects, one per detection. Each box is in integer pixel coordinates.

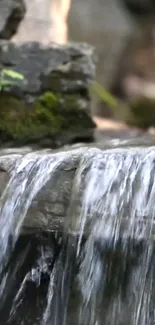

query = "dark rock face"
[
  {"left": 0, "top": 0, "right": 26, "bottom": 40},
  {"left": 0, "top": 42, "right": 96, "bottom": 147},
  {"left": 120, "top": 0, "right": 155, "bottom": 17},
  {"left": 0, "top": 232, "right": 61, "bottom": 325}
]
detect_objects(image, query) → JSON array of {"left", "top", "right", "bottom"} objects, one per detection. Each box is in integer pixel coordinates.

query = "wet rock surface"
[
  {"left": 0, "top": 0, "right": 26, "bottom": 40},
  {"left": 0, "top": 41, "right": 96, "bottom": 147},
  {"left": 0, "top": 136, "right": 155, "bottom": 234},
  {"left": 0, "top": 232, "right": 60, "bottom": 325}
]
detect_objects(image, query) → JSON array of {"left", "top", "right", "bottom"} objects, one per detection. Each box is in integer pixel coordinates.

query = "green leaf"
[
  {"left": 2, "top": 69, "right": 24, "bottom": 80},
  {"left": 0, "top": 80, "right": 16, "bottom": 87}
]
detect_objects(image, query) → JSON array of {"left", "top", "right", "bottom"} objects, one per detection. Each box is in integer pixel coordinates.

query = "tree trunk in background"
[{"left": 50, "top": 0, "right": 71, "bottom": 44}]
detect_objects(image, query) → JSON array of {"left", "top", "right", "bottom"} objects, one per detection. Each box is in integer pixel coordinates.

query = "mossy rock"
[
  {"left": 125, "top": 97, "right": 155, "bottom": 128},
  {"left": 0, "top": 91, "right": 95, "bottom": 147}
]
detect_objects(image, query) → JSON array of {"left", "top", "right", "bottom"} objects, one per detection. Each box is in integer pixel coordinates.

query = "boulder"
[
  {"left": 0, "top": 0, "right": 26, "bottom": 40},
  {"left": 0, "top": 41, "right": 96, "bottom": 147},
  {"left": 0, "top": 139, "right": 155, "bottom": 237}
]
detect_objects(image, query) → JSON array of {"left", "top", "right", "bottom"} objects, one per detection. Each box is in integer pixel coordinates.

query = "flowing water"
[{"left": 0, "top": 146, "right": 155, "bottom": 325}]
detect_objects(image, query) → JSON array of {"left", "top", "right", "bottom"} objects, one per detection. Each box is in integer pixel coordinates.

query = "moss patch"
[
  {"left": 126, "top": 97, "right": 155, "bottom": 128},
  {"left": 0, "top": 91, "right": 94, "bottom": 146}
]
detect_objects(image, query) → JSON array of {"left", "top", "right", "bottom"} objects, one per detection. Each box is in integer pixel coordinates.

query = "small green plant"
[
  {"left": 0, "top": 69, "right": 24, "bottom": 91},
  {"left": 90, "top": 81, "right": 118, "bottom": 114}
]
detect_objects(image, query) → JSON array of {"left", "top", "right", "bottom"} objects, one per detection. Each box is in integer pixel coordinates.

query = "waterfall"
[{"left": 0, "top": 146, "right": 155, "bottom": 325}]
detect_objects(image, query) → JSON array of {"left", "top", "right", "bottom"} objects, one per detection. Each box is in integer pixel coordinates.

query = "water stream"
[{"left": 0, "top": 146, "right": 155, "bottom": 325}]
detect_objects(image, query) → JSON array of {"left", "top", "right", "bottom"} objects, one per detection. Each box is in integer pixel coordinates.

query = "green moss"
[
  {"left": 127, "top": 97, "right": 155, "bottom": 128},
  {"left": 0, "top": 91, "right": 93, "bottom": 145},
  {"left": 40, "top": 91, "right": 82, "bottom": 111},
  {"left": 39, "top": 91, "right": 59, "bottom": 108}
]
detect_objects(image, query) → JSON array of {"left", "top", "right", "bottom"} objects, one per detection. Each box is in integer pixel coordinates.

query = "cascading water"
[
  {"left": 0, "top": 146, "right": 155, "bottom": 325},
  {"left": 74, "top": 148, "right": 155, "bottom": 325}
]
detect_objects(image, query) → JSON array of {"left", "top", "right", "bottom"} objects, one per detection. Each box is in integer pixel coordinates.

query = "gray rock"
[
  {"left": 0, "top": 0, "right": 26, "bottom": 40},
  {"left": 0, "top": 41, "right": 96, "bottom": 94},
  {"left": 0, "top": 41, "right": 96, "bottom": 147}
]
